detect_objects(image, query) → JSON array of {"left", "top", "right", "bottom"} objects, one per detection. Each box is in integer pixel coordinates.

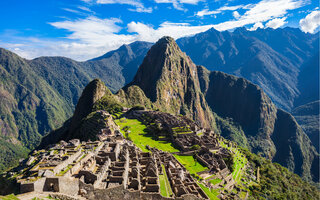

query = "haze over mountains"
[
  {"left": 177, "top": 27, "right": 319, "bottom": 111},
  {"left": 0, "top": 27, "right": 318, "bottom": 183}
]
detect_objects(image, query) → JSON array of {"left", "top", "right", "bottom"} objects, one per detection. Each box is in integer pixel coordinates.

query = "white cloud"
[
  {"left": 233, "top": 11, "right": 240, "bottom": 19},
  {"left": 212, "top": 0, "right": 304, "bottom": 31},
  {"left": 155, "top": 0, "right": 203, "bottom": 11},
  {"left": 127, "top": 21, "right": 213, "bottom": 42},
  {"left": 266, "top": 17, "right": 287, "bottom": 29},
  {"left": 3, "top": 0, "right": 307, "bottom": 61},
  {"left": 299, "top": 10, "right": 320, "bottom": 33},
  {"left": 0, "top": 17, "right": 136, "bottom": 61},
  {"left": 77, "top": 6, "right": 95, "bottom": 14},
  {"left": 2, "top": 18, "right": 214, "bottom": 61},
  {"left": 247, "top": 22, "right": 264, "bottom": 31},
  {"left": 196, "top": 4, "right": 249, "bottom": 17},
  {"left": 196, "top": 9, "right": 220, "bottom": 17},
  {"left": 155, "top": 0, "right": 202, "bottom": 4},
  {"left": 89, "top": 0, "right": 152, "bottom": 13}
]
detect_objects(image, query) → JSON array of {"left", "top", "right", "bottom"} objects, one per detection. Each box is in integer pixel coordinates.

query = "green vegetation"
[
  {"left": 173, "top": 155, "right": 208, "bottom": 175},
  {"left": 214, "top": 114, "right": 249, "bottom": 150},
  {"left": 190, "top": 144, "right": 201, "bottom": 151},
  {"left": 209, "top": 178, "right": 222, "bottom": 185},
  {"left": 159, "top": 165, "right": 173, "bottom": 197},
  {"left": 93, "top": 92, "right": 123, "bottom": 115},
  {"left": 198, "top": 183, "right": 219, "bottom": 200},
  {"left": 172, "top": 126, "right": 193, "bottom": 134},
  {"left": 241, "top": 148, "right": 320, "bottom": 200},
  {"left": 115, "top": 118, "right": 179, "bottom": 152},
  {"left": 0, "top": 194, "right": 19, "bottom": 200},
  {"left": 0, "top": 139, "right": 29, "bottom": 173},
  {"left": 219, "top": 140, "right": 247, "bottom": 183},
  {"left": 57, "top": 165, "right": 72, "bottom": 176}
]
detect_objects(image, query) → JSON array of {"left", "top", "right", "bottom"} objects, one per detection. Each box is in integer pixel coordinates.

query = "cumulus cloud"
[
  {"left": 299, "top": 10, "right": 320, "bottom": 33},
  {"left": 266, "top": 17, "right": 287, "bottom": 29},
  {"left": 247, "top": 22, "right": 264, "bottom": 31}
]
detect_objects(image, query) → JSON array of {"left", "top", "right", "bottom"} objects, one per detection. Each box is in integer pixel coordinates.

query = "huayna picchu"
[{"left": 0, "top": 37, "right": 319, "bottom": 200}]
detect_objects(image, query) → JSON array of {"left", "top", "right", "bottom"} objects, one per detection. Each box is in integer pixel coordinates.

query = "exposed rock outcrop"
[{"left": 69, "top": 79, "right": 108, "bottom": 134}]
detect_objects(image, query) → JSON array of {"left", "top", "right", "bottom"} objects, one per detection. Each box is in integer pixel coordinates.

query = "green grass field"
[
  {"left": 173, "top": 155, "right": 208, "bottom": 175},
  {"left": 115, "top": 118, "right": 179, "bottom": 152}
]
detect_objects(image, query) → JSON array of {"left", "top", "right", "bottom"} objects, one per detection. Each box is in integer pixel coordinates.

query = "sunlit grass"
[
  {"left": 173, "top": 155, "right": 208, "bottom": 175},
  {"left": 115, "top": 118, "right": 179, "bottom": 152}
]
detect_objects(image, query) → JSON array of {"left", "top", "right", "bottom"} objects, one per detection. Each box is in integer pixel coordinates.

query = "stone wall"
[
  {"left": 54, "top": 149, "right": 82, "bottom": 174},
  {"left": 59, "top": 177, "right": 79, "bottom": 196}
]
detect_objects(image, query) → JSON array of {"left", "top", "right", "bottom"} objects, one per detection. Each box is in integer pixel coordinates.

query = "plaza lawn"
[
  {"left": 115, "top": 118, "right": 179, "bottom": 152},
  {"left": 173, "top": 155, "right": 208, "bottom": 175}
]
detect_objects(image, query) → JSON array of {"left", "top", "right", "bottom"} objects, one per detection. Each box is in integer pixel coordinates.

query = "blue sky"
[{"left": 0, "top": 0, "right": 319, "bottom": 60}]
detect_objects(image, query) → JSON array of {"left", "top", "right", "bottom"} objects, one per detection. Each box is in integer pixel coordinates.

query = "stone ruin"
[
  {"left": 15, "top": 109, "right": 241, "bottom": 199},
  {"left": 151, "top": 148, "right": 209, "bottom": 199},
  {"left": 18, "top": 136, "right": 213, "bottom": 199}
]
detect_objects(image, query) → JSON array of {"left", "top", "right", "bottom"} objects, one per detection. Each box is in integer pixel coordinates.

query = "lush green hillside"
[
  {"left": 0, "top": 41, "right": 152, "bottom": 172},
  {"left": 0, "top": 48, "right": 71, "bottom": 171}
]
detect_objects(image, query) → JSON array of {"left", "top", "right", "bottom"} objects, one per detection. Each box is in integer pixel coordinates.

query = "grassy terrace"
[
  {"left": 198, "top": 183, "right": 220, "bottom": 200},
  {"left": 57, "top": 165, "right": 72, "bottom": 176},
  {"left": 115, "top": 118, "right": 179, "bottom": 152},
  {"left": 219, "top": 140, "right": 247, "bottom": 183},
  {"left": 173, "top": 155, "right": 208, "bottom": 175},
  {"left": 159, "top": 165, "right": 173, "bottom": 197}
]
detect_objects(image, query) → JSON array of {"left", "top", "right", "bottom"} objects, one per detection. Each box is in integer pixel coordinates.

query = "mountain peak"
[
  {"left": 150, "top": 36, "right": 180, "bottom": 57},
  {"left": 157, "top": 36, "right": 175, "bottom": 44},
  {"left": 68, "top": 79, "right": 108, "bottom": 134},
  {"left": 126, "top": 37, "right": 214, "bottom": 128}
]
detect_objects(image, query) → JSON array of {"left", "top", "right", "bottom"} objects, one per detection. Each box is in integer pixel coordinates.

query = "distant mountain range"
[{"left": 0, "top": 28, "right": 318, "bottom": 183}]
